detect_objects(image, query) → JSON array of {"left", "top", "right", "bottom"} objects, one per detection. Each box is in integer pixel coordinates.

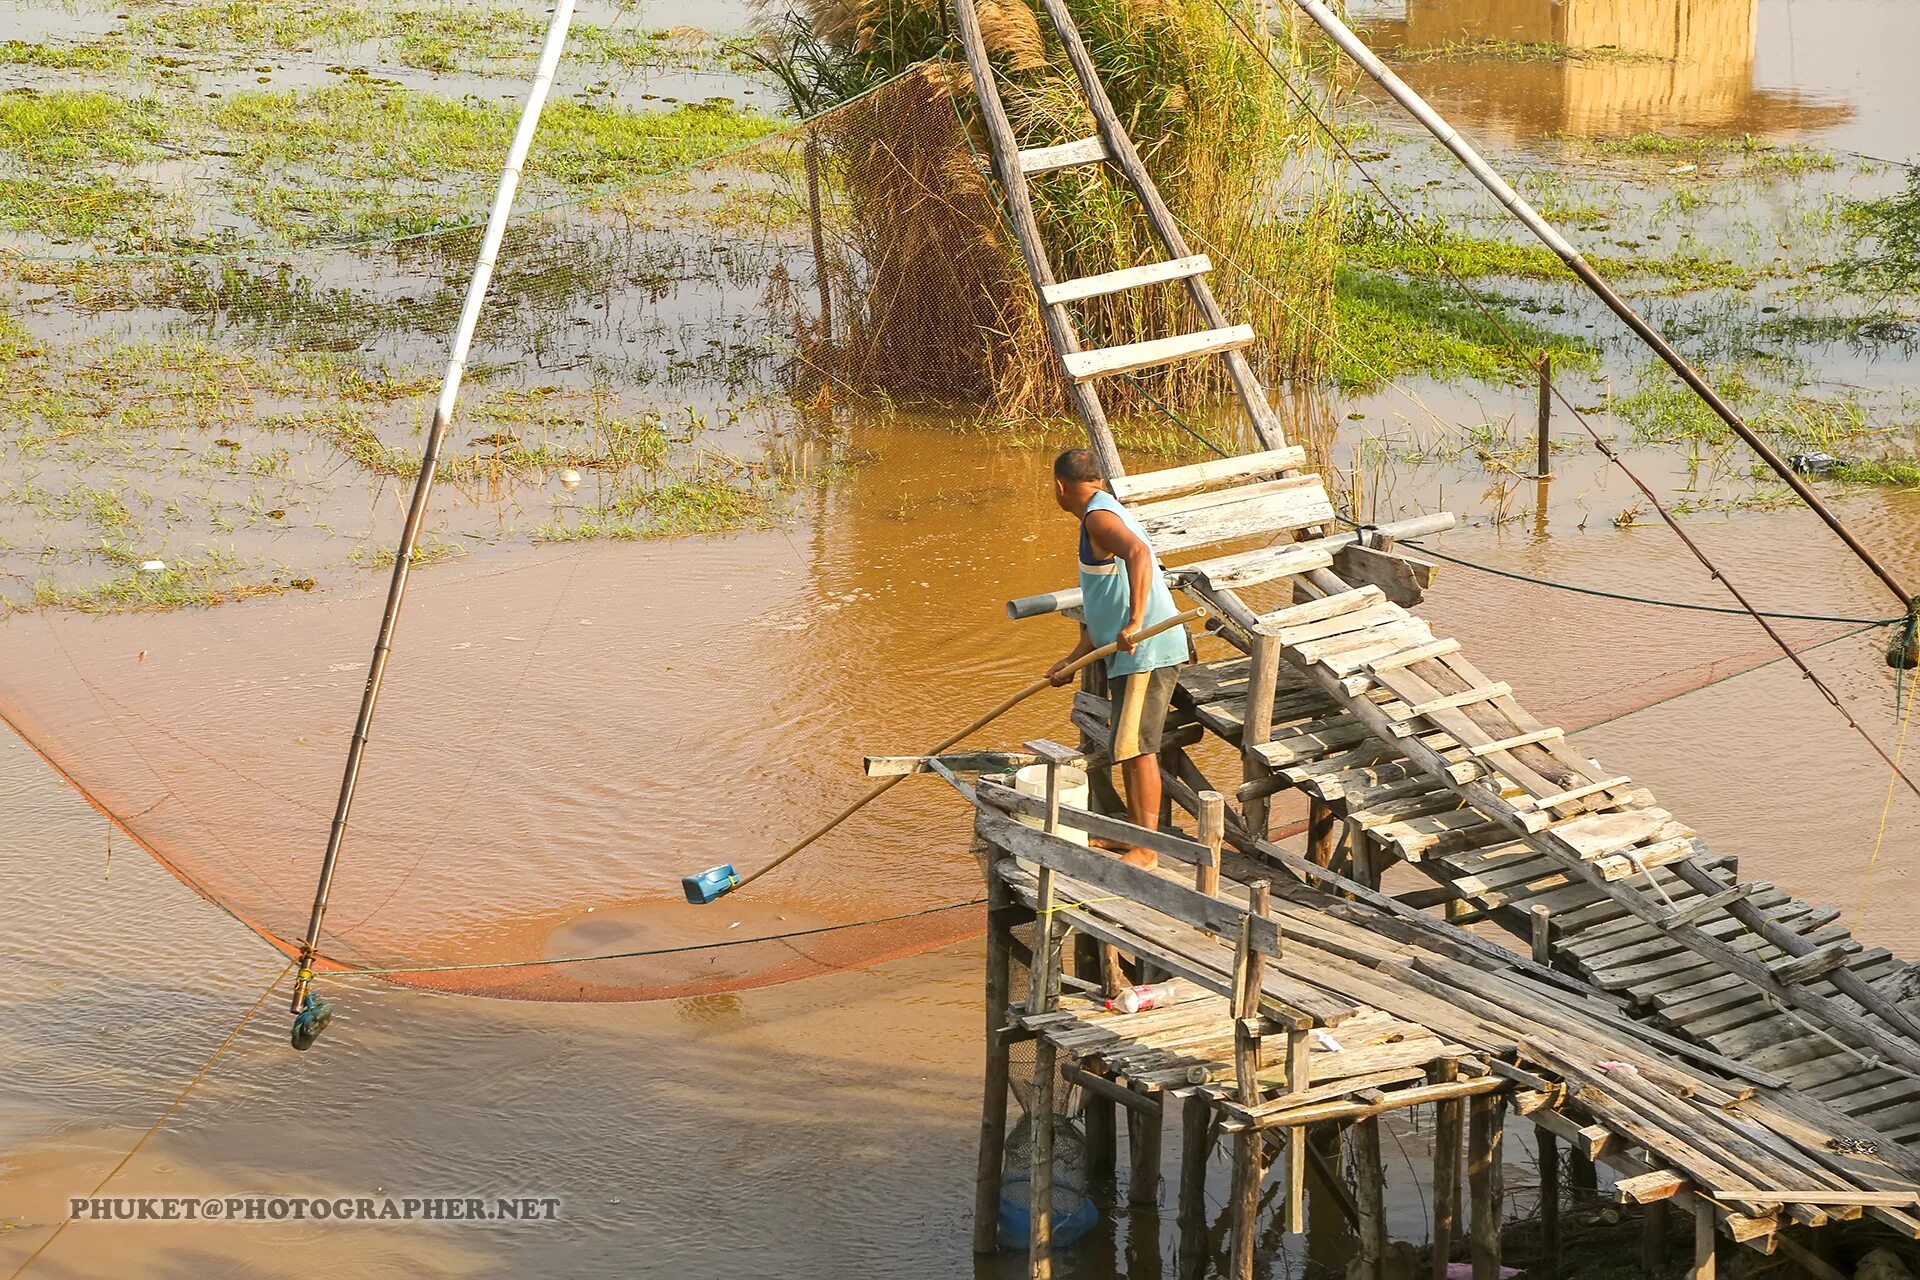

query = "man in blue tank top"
[{"left": 1045, "top": 448, "right": 1188, "bottom": 869}]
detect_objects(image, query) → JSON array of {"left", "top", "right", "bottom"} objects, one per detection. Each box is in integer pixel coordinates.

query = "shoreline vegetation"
[{"left": 1, "top": 0, "right": 1917, "bottom": 616}]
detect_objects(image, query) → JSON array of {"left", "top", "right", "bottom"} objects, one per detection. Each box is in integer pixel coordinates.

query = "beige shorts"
[{"left": 1109, "top": 665, "right": 1181, "bottom": 763}]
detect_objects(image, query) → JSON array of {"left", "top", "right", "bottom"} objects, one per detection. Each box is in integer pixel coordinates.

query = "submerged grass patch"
[
  {"left": 1391, "top": 39, "right": 1660, "bottom": 64},
  {"left": 0, "top": 89, "right": 170, "bottom": 169},
  {"left": 209, "top": 83, "right": 781, "bottom": 239},
  {"left": 1578, "top": 132, "right": 1837, "bottom": 176},
  {"left": 534, "top": 470, "right": 773, "bottom": 541},
  {"left": 17, "top": 547, "right": 297, "bottom": 615},
  {"left": 1333, "top": 268, "right": 1594, "bottom": 390}
]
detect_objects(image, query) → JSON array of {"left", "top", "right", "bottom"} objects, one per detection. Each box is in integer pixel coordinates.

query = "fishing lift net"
[{"left": 1, "top": 36, "right": 1901, "bottom": 1002}]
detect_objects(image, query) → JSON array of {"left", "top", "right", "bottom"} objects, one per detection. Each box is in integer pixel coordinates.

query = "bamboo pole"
[
  {"left": 974, "top": 858, "right": 1016, "bottom": 1253},
  {"left": 289, "top": 0, "right": 579, "bottom": 1022},
  {"left": 1271, "top": 0, "right": 1914, "bottom": 612},
  {"left": 1431, "top": 1060, "right": 1463, "bottom": 1280},
  {"left": 724, "top": 608, "right": 1202, "bottom": 897}
]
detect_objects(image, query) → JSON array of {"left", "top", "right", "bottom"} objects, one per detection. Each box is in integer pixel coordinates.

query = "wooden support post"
[
  {"left": 1306, "top": 1124, "right": 1358, "bottom": 1270},
  {"left": 1306, "top": 796, "right": 1339, "bottom": 868},
  {"left": 1538, "top": 1125, "right": 1561, "bottom": 1280},
  {"left": 1431, "top": 1060, "right": 1463, "bottom": 1280},
  {"left": 1029, "top": 861, "right": 1060, "bottom": 1280},
  {"left": 1284, "top": 1028, "right": 1310, "bottom": 1235},
  {"left": 1536, "top": 355, "right": 1552, "bottom": 479},
  {"left": 1129, "top": 1093, "right": 1163, "bottom": 1207},
  {"left": 1531, "top": 903, "right": 1552, "bottom": 968},
  {"left": 1642, "top": 1200, "right": 1667, "bottom": 1278},
  {"left": 1569, "top": 1145, "right": 1597, "bottom": 1200},
  {"left": 1241, "top": 632, "right": 1281, "bottom": 839},
  {"left": 974, "top": 857, "right": 1015, "bottom": 1254},
  {"left": 1074, "top": 935, "right": 1117, "bottom": 1177},
  {"left": 1469, "top": 1092, "right": 1505, "bottom": 1280},
  {"left": 1692, "top": 1199, "right": 1716, "bottom": 1280},
  {"left": 1354, "top": 1117, "right": 1387, "bottom": 1279},
  {"left": 1229, "top": 880, "right": 1273, "bottom": 1280},
  {"left": 1027, "top": 760, "right": 1068, "bottom": 1280},
  {"left": 1196, "top": 790, "right": 1224, "bottom": 903},
  {"left": 1178, "top": 1095, "right": 1214, "bottom": 1263}
]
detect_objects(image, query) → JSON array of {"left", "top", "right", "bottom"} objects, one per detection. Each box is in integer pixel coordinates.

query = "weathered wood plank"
[
  {"left": 1062, "top": 324, "right": 1256, "bottom": 383},
  {"left": 1019, "top": 133, "right": 1107, "bottom": 174},
  {"left": 1110, "top": 445, "right": 1309, "bottom": 504},
  {"left": 1041, "top": 254, "right": 1212, "bottom": 306}
]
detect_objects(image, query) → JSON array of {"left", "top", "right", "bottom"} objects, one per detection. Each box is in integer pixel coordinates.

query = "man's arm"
[
  {"left": 1049, "top": 625, "right": 1095, "bottom": 686},
  {"left": 1084, "top": 509, "right": 1155, "bottom": 653}
]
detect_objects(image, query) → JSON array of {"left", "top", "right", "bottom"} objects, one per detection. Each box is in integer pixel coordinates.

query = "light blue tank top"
[{"left": 1077, "top": 490, "right": 1186, "bottom": 677}]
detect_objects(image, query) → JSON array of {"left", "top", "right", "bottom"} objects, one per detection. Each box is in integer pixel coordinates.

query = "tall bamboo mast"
[
  {"left": 1272, "top": 0, "right": 1914, "bottom": 611},
  {"left": 288, "top": 0, "right": 580, "bottom": 1036}
]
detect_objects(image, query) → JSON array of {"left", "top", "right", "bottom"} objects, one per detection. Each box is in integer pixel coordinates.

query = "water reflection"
[{"left": 1352, "top": 0, "right": 1852, "bottom": 139}]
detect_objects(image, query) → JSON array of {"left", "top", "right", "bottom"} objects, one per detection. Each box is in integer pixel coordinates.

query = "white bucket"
[{"left": 1013, "top": 764, "right": 1090, "bottom": 846}]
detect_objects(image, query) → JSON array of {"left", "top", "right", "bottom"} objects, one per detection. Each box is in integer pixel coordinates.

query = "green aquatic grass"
[
  {"left": 20, "top": 548, "right": 298, "bottom": 614},
  {"left": 209, "top": 82, "right": 781, "bottom": 239},
  {"left": 1340, "top": 208, "right": 1750, "bottom": 290},
  {"left": 1609, "top": 363, "right": 1887, "bottom": 449},
  {"left": 0, "top": 90, "right": 170, "bottom": 169},
  {"left": 1392, "top": 39, "right": 1659, "bottom": 64},
  {"left": 1333, "top": 269, "right": 1594, "bottom": 390},
  {"left": 0, "top": 39, "right": 132, "bottom": 70},
  {"left": 1834, "top": 455, "right": 1920, "bottom": 487},
  {"left": 1580, "top": 132, "right": 1836, "bottom": 176},
  {"left": 534, "top": 472, "right": 772, "bottom": 541}
]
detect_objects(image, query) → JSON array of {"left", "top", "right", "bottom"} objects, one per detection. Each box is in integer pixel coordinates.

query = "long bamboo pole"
[
  {"left": 716, "top": 607, "right": 1206, "bottom": 899},
  {"left": 1266, "top": 0, "right": 1912, "bottom": 611},
  {"left": 289, "top": 0, "right": 578, "bottom": 1023}
]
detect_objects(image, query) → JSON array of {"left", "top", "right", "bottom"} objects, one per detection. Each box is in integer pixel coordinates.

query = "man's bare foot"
[
  {"left": 1120, "top": 848, "right": 1158, "bottom": 870},
  {"left": 1090, "top": 836, "right": 1131, "bottom": 854}
]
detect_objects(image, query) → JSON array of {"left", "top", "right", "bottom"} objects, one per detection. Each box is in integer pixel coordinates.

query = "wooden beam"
[{"left": 1432, "top": 1060, "right": 1463, "bottom": 1280}]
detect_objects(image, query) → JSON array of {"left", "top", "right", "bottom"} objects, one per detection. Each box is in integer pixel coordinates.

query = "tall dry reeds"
[{"left": 760, "top": 0, "right": 1343, "bottom": 430}]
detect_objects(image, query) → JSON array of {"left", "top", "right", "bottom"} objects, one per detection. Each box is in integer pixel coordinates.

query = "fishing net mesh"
[{"left": 0, "top": 28, "right": 1897, "bottom": 1003}]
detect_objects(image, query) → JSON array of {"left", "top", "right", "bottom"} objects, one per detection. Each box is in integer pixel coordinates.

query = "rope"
[
  {"left": 1400, "top": 540, "right": 1903, "bottom": 628},
  {"left": 322, "top": 897, "right": 987, "bottom": 977},
  {"left": 7, "top": 958, "right": 295, "bottom": 1280},
  {"left": 1855, "top": 662, "right": 1919, "bottom": 922}
]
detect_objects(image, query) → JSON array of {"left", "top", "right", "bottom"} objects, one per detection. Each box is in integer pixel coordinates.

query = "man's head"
[{"left": 1052, "top": 447, "right": 1105, "bottom": 514}]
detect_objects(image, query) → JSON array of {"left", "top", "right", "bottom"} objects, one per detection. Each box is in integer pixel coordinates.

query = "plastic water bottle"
[{"left": 1107, "top": 980, "right": 1183, "bottom": 1014}]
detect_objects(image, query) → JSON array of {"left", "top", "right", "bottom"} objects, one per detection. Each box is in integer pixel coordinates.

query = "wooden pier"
[{"left": 933, "top": 1, "right": 1920, "bottom": 1275}]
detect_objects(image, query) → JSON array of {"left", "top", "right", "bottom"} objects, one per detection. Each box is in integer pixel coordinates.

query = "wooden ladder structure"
[
  {"left": 953, "top": 0, "right": 1289, "bottom": 482},
  {"left": 954, "top": 2, "right": 1920, "bottom": 1273}
]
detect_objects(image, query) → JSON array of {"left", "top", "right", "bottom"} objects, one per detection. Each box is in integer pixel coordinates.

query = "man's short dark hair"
[{"left": 1053, "top": 447, "right": 1103, "bottom": 484}]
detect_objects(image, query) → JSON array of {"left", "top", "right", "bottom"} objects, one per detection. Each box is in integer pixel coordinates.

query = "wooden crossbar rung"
[
  {"left": 1769, "top": 941, "right": 1857, "bottom": 986},
  {"left": 1041, "top": 255, "right": 1212, "bottom": 306},
  {"left": 1018, "top": 134, "right": 1108, "bottom": 174},
  {"left": 1515, "top": 774, "right": 1634, "bottom": 812},
  {"left": 1257, "top": 586, "right": 1384, "bottom": 632},
  {"left": 1061, "top": 324, "right": 1256, "bottom": 383},
  {"left": 1110, "top": 446, "right": 1308, "bottom": 504},
  {"left": 1466, "top": 727, "right": 1564, "bottom": 757},
  {"left": 1657, "top": 882, "right": 1761, "bottom": 929},
  {"left": 1365, "top": 638, "right": 1461, "bottom": 674},
  {"left": 1406, "top": 683, "right": 1512, "bottom": 718}
]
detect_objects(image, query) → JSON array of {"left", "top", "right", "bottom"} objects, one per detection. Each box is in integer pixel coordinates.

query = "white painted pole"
[{"left": 291, "top": 0, "right": 579, "bottom": 1028}]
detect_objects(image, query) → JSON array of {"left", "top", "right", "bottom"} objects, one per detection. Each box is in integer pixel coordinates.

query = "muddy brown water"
[{"left": 5, "top": 1, "right": 1920, "bottom": 1277}]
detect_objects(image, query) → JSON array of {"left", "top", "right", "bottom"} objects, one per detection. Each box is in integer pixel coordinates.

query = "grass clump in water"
[
  {"left": 0, "top": 39, "right": 132, "bottom": 70},
  {"left": 0, "top": 89, "right": 170, "bottom": 168},
  {"left": 18, "top": 547, "right": 296, "bottom": 615},
  {"left": 534, "top": 469, "right": 773, "bottom": 541},
  {"left": 1834, "top": 171, "right": 1920, "bottom": 296},
  {"left": 1333, "top": 269, "right": 1592, "bottom": 389},
  {"left": 1391, "top": 39, "right": 1658, "bottom": 64},
  {"left": 1579, "top": 132, "right": 1836, "bottom": 176}
]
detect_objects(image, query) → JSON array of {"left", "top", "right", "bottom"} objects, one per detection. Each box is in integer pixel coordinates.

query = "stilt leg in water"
[
  {"left": 973, "top": 866, "right": 1014, "bottom": 1254},
  {"left": 1355, "top": 1117, "right": 1387, "bottom": 1280},
  {"left": 1469, "top": 1093, "right": 1505, "bottom": 1280}
]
